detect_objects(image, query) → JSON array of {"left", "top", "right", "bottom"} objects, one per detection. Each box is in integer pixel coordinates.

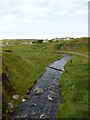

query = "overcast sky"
[{"left": 0, "top": 0, "right": 89, "bottom": 39}]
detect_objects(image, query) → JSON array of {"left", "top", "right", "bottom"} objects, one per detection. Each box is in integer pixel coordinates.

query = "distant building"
[
  {"left": 53, "top": 38, "right": 61, "bottom": 41},
  {"left": 29, "top": 42, "right": 32, "bottom": 45},
  {"left": 43, "top": 39, "right": 48, "bottom": 42},
  {"left": 3, "top": 42, "right": 8, "bottom": 46},
  {"left": 54, "top": 39, "right": 58, "bottom": 42},
  {"left": 24, "top": 42, "right": 28, "bottom": 44},
  {"left": 64, "top": 37, "right": 72, "bottom": 41}
]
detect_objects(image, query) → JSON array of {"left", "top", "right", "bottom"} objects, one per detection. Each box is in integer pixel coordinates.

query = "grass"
[
  {"left": 56, "top": 55, "right": 88, "bottom": 118},
  {"left": 2, "top": 38, "right": 88, "bottom": 118},
  {"left": 60, "top": 40, "right": 88, "bottom": 55},
  {"left": 74, "top": 42, "right": 88, "bottom": 55}
]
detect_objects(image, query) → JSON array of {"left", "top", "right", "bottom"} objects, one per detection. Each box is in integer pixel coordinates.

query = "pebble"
[
  {"left": 33, "top": 87, "right": 43, "bottom": 95},
  {"left": 22, "top": 99, "right": 26, "bottom": 102},
  {"left": 8, "top": 102, "right": 13, "bottom": 110},
  {"left": 48, "top": 95, "right": 53, "bottom": 101},
  {"left": 40, "top": 113, "right": 46, "bottom": 119},
  {"left": 13, "top": 95, "right": 19, "bottom": 100}
]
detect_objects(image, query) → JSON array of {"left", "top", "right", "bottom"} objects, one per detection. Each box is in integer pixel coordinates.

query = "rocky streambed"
[{"left": 10, "top": 54, "right": 72, "bottom": 119}]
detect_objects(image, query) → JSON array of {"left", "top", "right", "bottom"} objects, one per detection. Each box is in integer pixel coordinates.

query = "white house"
[
  {"left": 29, "top": 42, "right": 32, "bottom": 45},
  {"left": 43, "top": 39, "right": 48, "bottom": 42},
  {"left": 3, "top": 42, "right": 8, "bottom": 46},
  {"left": 64, "top": 37, "right": 71, "bottom": 41}
]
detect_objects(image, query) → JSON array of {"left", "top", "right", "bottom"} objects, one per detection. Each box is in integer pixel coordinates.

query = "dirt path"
[{"left": 55, "top": 51, "right": 89, "bottom": 58}]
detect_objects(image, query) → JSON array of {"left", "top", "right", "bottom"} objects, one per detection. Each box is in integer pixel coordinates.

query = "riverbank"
[{"left": 56, "top": 55, "right": 88, "bottom": 118}]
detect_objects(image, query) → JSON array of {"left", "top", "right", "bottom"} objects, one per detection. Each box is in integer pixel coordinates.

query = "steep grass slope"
[
  {"left": 2, "top": 41, "right": 62, "bottom": 115},
  {"left": 56, "top": 55, "right": 88, "bottom": 118}
]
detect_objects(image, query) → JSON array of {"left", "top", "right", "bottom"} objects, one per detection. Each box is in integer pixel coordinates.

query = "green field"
[{"left": 2, "top": 38, "right": 88, "bottom": 118}]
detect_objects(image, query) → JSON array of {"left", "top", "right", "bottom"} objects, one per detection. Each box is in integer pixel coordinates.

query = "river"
[{"left": 10, "top": 54, "right": 72, "bottom": 119}]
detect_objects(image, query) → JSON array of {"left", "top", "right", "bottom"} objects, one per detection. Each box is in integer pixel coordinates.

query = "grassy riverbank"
[{"left": 56, "top": 55, "right": 88, "bottom": 118}]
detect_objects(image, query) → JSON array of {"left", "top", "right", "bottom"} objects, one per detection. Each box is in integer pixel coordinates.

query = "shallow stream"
[{"left": 10, "top": 54, "right": 72, "bottom": 119}]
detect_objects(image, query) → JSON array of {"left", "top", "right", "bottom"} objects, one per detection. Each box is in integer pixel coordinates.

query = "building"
[{"left": 43, "top": 39, "right": 48, "bottom": 42}]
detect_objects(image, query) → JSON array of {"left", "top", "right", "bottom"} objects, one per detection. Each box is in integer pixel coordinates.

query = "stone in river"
[
  {"left": 32, "top": 103, "right": 37, "bottom": 106},
  {"left": 33, "top": 87, "right": 43, "bottom": 95},
  {"left": 48, "top": 95, "right": 53, "bottom": 101},
  {"left": 40, "top": 113, "right": 46, "bottom": 119},
  {"left": 22, "top": 99, "right": 26, "bottom": 102}
]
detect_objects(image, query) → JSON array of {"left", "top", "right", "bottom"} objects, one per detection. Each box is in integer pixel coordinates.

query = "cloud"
[{"left": 0, "top": 0, "right": 88, "bottom": 39}]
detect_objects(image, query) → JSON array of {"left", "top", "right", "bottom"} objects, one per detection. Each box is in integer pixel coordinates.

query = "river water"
[{"left": 10, "top": 54, "right": 72, "bottom": 119}]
